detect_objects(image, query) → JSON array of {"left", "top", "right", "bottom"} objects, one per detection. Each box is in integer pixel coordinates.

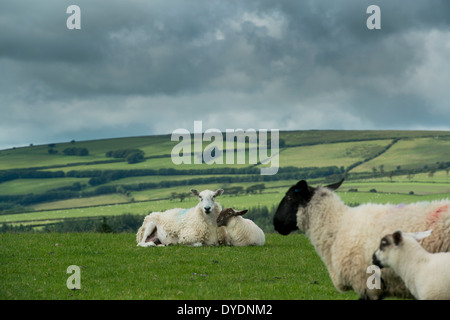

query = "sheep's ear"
[
  {"left": 293, "top": 180, "right": 308, "bottom": 193},
  {"left": 236, "top": 209, "right": 248, "bottom": 216},
  {"left": 191, "top": 189, "right": 200, "bottom": 197},
  {"left": 408, "top": 230, "right": 432, "bottom": 241},
  {"left": 325, "top": 178, "right": 344, "bottom": 191},
  {"left": 214, "top": 189, "right": 224, "bottom": 197},
  {"left": 392, "top": 230, "right": 403, "bottom": 246},
  {"left": 293, "top": 180, "right": 315, "bottom": 199}
]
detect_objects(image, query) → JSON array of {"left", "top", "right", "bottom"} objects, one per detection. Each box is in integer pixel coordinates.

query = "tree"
[
  {"left": 388, "top": 171, "right": 394, "bottom": 182},
  {"left": 126, "top": 151, "right": 145, "bottom": 164},
  {"left": 227, "top": 186, "right": 244, "bottom": 196},
  {"left": 63, "top": 147, "right": 89, "bottom": 156},
  {"left": 178, "top": 193, "right": 188, "bottom": 202},
  {"left": 246, "top": 183, "right": 266, "bottom": 194},
  {"left": 372, "top": 167, "right": 378, "bottom": 178},
  {"left": 96, "top": 217, "right": 113, "bottom": 233}
]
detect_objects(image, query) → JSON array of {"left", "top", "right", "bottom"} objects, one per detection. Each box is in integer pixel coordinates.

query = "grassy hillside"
[
  {"left": 353, "top": 137, "right": 450, "bottom": 172},
  {"left": 279, "top": 139, "right": 393, "bottom": 168},
  {"left": 0, "top": 233, "right": 359, "bottom": 300},
  {"left": 1, "top": 130, "right": 450, "bottom": 230},
  {"left": 1, "top": 130, "right": 449, "bottom": 301}
]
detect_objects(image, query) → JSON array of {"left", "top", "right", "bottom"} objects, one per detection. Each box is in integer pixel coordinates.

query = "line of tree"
[
  {"left": 0, "top": 166, "right": 341, "bottom": 210},
  {"left": 105, "top": 148, "right": 146, "bottom": 164},
  {"left": 0, "top": 170, "right": 65, "bottom": 183},
  {"left": 0, "top": 165, "right": 345, "bottom": 186},
  {"left": 4, "top": 161, "right": 450, "bottom": 211},
  {"left": 345, "top": 138, "right": 400, "bottom": 173},
  {"left": 169, "top": 184, "right": 266, "bottom": 202},
  {"left": 0, "top": 213, "right": 147, "bottom": 234},
  {"left": 0, "top": 204, "right": 277, "bottom": 233},
  {"left": 63, "top": 147, "right": 89, "bottom": 156}
]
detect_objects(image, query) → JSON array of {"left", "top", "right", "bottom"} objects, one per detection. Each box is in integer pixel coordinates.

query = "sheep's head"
[
  {"left": 216, "top": 208, "right": 248, "bottom": 227},
  {"left": 273, "top": 178, "right": 344, "bottom": 235},
  {"left": 372, "top": 230, "right": 432, "bottom": 268},
  {"left": 191, "top": 188, "right": 223, "bottom": 214}
]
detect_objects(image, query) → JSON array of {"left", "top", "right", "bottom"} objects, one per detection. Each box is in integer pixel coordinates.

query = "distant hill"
[{"left": 1, "top": 130, "right": 450, "bottom": 217}]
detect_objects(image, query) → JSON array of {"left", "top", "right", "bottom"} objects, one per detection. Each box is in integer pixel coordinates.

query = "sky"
[{"left": 1, "top": 0, "right": 450, "bottom": 150}]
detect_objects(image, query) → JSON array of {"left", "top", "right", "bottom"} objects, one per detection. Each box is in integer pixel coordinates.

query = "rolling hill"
[{"left": 1, "top": 130, "right": 450, "bottom": 231}]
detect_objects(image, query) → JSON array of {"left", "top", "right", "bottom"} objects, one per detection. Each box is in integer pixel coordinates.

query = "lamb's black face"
[{"left": 273, "top": 178, "right": 344, "bottom": 235}]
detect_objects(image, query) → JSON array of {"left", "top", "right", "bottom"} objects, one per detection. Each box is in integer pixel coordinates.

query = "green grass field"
[
  {"left": 279, "top": 139, "right": 392, "bottom": 168},
  {"left": 1, "top": 130, "right": 450, "bottom": 301},
  {"left": 0, "top": 233, "right": 359, "bottom": 300},
  {"left": 353, "top": 137, "right": 450, "bottom": 173}
]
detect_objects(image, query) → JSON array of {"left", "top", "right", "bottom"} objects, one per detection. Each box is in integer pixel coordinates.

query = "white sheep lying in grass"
[
  {"left": 216, "top": 208, "right": 265, "bottom": 246},
  {"left": 373, "top": 230, "right": 450, "bottom": 300},
  {"left": 273, "top": 178, "right": 450, "bottom": 300},
  {"left": 136, "top": 189, "right": 226, "bottom": 247}
]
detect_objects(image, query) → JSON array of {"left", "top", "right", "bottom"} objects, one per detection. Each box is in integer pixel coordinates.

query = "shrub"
[
  {"left": 63, "top": 147, "right": 89, "bottom": 156},
  {"left": 105, "top": 148, "right": 146, "bottom": 164}
]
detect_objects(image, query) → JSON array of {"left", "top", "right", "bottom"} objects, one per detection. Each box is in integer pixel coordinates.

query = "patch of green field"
[
  {"left": 338, "top": 191, "right": 450, "bottom": 206},
  {"left": 280, "top": 130, "right": 450, "bottom": 147},
  {"left": 0, "top": 202, "right": 150, "bottom": 224},
  {"left": 30, "top": 194, "right": 131, "bottom": 211},
  {"left": 352, "top": 137, "right": 450, "bottom": 173},
  {"left": 0, "top": 233, "right": 358, "bottom": 300},
  {"left": 0, "top": 145, "right": 105, "bottom": 170},
  {"left": 340, "top": 181, "right": 450, "bottom": 196},
  {"left": 0, "top": 135, "right": 174, "bottom": 170},
  {"left": 352, "top": 170, "right": 450, "bottom": 184},
  {"left": 0, "top": 178, "right": 90, "bottom": 196},
  {"left": 279, "top": 139, "right": 392, "bottom": 168}
]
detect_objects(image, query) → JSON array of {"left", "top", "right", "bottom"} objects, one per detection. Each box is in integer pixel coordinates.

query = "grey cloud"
[{"left": 1, "top": 0, "right": 450, "bottom": 149}]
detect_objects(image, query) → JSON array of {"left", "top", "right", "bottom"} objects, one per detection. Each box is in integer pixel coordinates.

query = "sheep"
[
  {"left": 136, "top": 188, "right": 226, "bottom": 247},
  {"left": 372, "top": 230, "right": 450, "bottom": 300},
  {"left": 273, "top": 178, "right": 450, "bottom": 300},
  {"left": 216, "top": 208, "right": 265, "bottom": 246}
]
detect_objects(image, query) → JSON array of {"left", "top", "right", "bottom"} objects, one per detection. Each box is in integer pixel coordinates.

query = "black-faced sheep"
[
  {"left": 273, "top": 178, "right": 450, "bottom": 300},
  {"left": 136, "top": 189, "right": 226, "bottom": 247}
]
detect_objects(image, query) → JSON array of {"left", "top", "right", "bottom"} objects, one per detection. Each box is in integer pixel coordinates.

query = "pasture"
[
  {"left": 0, "top": 233, "right": 359, "bottom": 300},
  {"left": 1, "top": 130, "right": 450, "bottom": 300}
]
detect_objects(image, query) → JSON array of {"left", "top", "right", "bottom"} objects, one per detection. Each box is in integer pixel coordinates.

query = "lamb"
[
  {"left": 373, "top": 230, "right": 450, "bottom": 300},
  {"left": 273, "top": 178, "right": 450, "bottom": 300},
  {"left": 216, "top": 208, "right": 265, "bottom": 246},
  {"left": 136, "top": 188, "right": 226, "bottom": 247}
]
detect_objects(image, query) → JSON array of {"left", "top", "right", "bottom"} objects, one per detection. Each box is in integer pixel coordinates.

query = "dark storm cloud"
[{"left": 1, "top": 0, "right": 450, "bottom": 149}]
